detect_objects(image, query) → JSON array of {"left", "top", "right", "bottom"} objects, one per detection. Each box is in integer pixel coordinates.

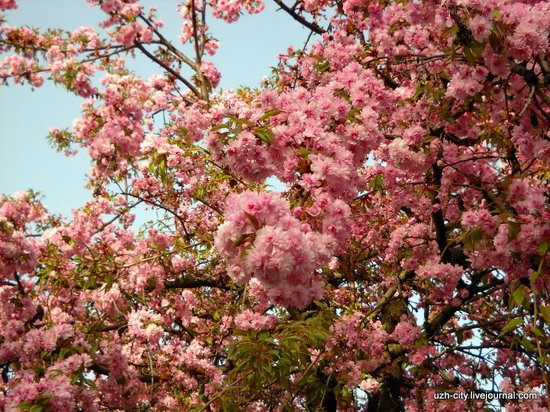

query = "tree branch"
[
  {"left": 165, "top": 276, "right": 229, "bottom": 290},
  {"left": 134, "top": 43, "right": 201, "bottom": 97},
  {"left": 90, "top": 362, "right": 158, "bottom": 383},
  {"left": 272, "top": 0, "right": 325, "bottom": 35}
]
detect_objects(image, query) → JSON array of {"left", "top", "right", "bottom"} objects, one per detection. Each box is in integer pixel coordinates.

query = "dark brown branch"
[
  {"left": 441, "top": 131, "right": 479, "bottom": 147},
  {"left": 189, "top": 0, "right": 209, "bottom": 100},
  {"left": 91, "top": 362, "right": 157, "bottom": 383},
  {"left": 92, "top": 199, "right": 144, "bottom": 236},
  {"left": 134, "top": 43, "right": 201, "bottom": 97},
  {"left": 509, "top": 61, "right": 539, "bottom": 86},
  {"left": 137, "top": 13, "right": 197, "bottom": 70},
  {"left": 13, "top": 272, "right": 26, "bottom": 296},
  {"left": 429, "top": 163, "right": 450, "bottom": 262},
  {"left": 165, "top": 276, "right": 229, "bottom": 290},
  {"left": 119, "top": 191, "right": 189, "bottom": 230},
  {"left": 374, "top": 67, "right": 400, "bottom": 90},
  {"left": 366, "top": 271, "right": 415, "bottom": 320},
  {"left": 272, "top": 0, "right": 325, "bottom": 35},
  {"left": 425, "top": 274, "right": 504, "bottom": 338},
  {"left": 94, "top": 321, "right": 127, "bottom": 333}
]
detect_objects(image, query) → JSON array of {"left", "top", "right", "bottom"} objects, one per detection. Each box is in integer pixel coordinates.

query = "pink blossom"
[
  {"left": 0, "top": 0, "right": 16, "bottom": 10},
  {"left": 200, "top": 61, "right": 221, "bottom": 88},
  {"left": 234, "top": 309, "right": 277, "bottom": 330},
  {"left": 469, "top": 15, "right": 492, "bottom": 42},
  {"left": 359, "top": 378, "right": 379, "bottom": 393},
  {"left": 391, "top": 315, "right": 420, "bottom": 348}
]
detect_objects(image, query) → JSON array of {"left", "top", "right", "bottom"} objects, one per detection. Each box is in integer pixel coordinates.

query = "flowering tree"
[{"left": 1, "top": 0, "right": 549, "bottom": 410}]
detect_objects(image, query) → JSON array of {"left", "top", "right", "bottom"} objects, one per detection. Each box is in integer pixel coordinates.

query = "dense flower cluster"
[
  {"left": 1, "top": 0, "right": 549, "bottom": 410},
  {"left": 214, "top": 191, "right": 332, "bottom": 307}
]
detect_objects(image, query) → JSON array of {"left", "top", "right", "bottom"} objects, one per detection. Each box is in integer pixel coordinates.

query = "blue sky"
[{"left": 0, "top": 0, "right": 311, "bottom": 216}]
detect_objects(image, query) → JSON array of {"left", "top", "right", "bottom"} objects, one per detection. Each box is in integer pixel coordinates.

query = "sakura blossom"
[{"left": 0, "top": 0, "right": 549, "bottom": 410}]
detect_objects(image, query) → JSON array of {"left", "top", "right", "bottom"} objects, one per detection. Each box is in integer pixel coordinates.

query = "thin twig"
[
  {"left": 272, "top": 0, "right": 325, "bottom": 35},
  {"left": 134, "top": 43, "right": 201, "bottom": 97}
]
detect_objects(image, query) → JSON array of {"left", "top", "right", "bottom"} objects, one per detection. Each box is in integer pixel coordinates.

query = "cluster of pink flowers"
[
  {"left": 359, "top": 378, "right": 379, "bottom": 393},
  {"left": 0, "top": 193, "right": 44, "bottom": 277},
  {"left": 0, "top": 54, "right": 43, "bottom": 86},
  {"left": 445, "top": 65, "right": 488, "bottom": 102},
  {"left": 209, "top": 130, "right": 274, "bottom": 183},
  {"left": 234, "top": 309, "right": 276, "bottom": 330},
  {"left": 417, "top": 260, "right": 465, "bottom": 300},
  {"left": 112, "top": 21, "right": 153, "bottom": 46},
  {"left": 390, "top": 315, "right": 421, "bottom": 348},
  {"left": 127, "top": 309, "right": 164, "bottom": 343},
  {"left": 461, "top": 206, "right": 499, "bottom": 235},
  {"left": 324, "top": 314, "right": 395, "bottom": 387},
  {"left": 208, "top": 53, "right": 389, "bottom": 202},
  {"left": 214, "top": 190, "right": 335, "bottom": 307},
  {"left": 69, "top": 74, "right": 167, "bottom": 178},
  {"left": 0, "top": 0, "right": 15, "bottom": 11},
  {"left": 1, "top": 0, "right": 550, "bottom": 409},
  {"left": 199, "top": 61, "right": 221, "bottom": 88},
  {"left": 209, "top": 0, "right": 264, "bottom": 23}
]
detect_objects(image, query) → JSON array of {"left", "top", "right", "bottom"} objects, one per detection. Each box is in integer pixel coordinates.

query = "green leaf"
[
  {"left": 508, "top": 221, "right": 520, "bottom": 241},
  {"left": 263, "top": 337, "right": 277, "bottom": 345},
  {"left": 464, "top": 228, "right": 483, "bottom": 251},
  {"left": 231, "top": 233, "right": 251, "bottom": 249},
  {"left": 211, "top": 123, "right": 228, "bottom": 131},
  {"left": 512, "top": 286, "right": 526, "bottom": 306},
  {"left": 260, "top": 109, "right": 282, "bottom": 121},
  {"left": 463, "top": 46, "right": 476, "bottom": 65},
  {"left": 313, "top": 60, "right": 330, "bottom": 73},
  {"left": 59, "top": 347, "right": 72, "bottom": 359},
  {"left": 244, "top": 211, "right": 261, "bottom": 230},
  {"left": 256, "top": 128, "right": 274, "bottom": 145},
  {"left": 488, "top": 31, "right": 502, "bottom": 52},
  {"left": 521, "top": 337, "right": 536, "bottom": 353},
  {"left": 530, "top": 325, "right": 544, "bottom": 338},
  {"left": 226, "top": 115, "right": 253, "bottom": 127},
  {"left": 369, "top": 174, "right": 385, "bottom": 193},
  {"left": 412, "top": 84, "right": 425, "bottom": 101},
  {"left": 499, "top": 317, "right": 523, "bottom": 336},
  {"left": 346, "top": 107, "right": 361, "bottom": 122},
  {"left": 539, "top": 306, "right": 550, "bottom": 325},
  {"left": 530, "top": 271, "right": 540, "bottom": 286},
  {"left": 296, "top": 147, "right": 310, "bottom": 158},
  {"left": 539, "top": 242, "right": 549, "bottom": 256},
  {"left": 157, "top": 157, "right": 167, "bottom": 180},
  {"left": 470, "top": 40, "right": 486, "bottom": 57}
]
